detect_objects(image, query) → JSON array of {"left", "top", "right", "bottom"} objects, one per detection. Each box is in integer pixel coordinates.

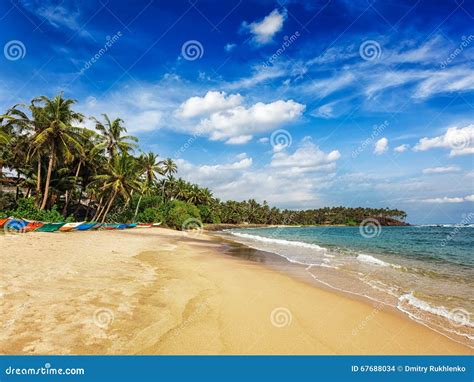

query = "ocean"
[{"left": 223, "top": 225, "right": 474, "bottom": 348}]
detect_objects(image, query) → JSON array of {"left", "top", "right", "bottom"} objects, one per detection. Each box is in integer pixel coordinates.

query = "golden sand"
[{"left": 0, "top": 228, "right": 471, "bottom": 355}]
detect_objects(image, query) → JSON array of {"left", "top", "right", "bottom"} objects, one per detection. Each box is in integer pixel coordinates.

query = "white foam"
[
  {"left": 229, "top": 231, "right": 327, "bottom": 254},
  {"left": 357, "top": 254, "right": 390, "bottom": 267},
  {"left": 398, "top": 292, "right": 474, "bottom": 328}
]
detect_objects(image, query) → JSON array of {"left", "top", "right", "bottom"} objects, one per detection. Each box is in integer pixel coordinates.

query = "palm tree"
[
  {"left": 93, "top": 114, "right": 137, "bottom": 159},
  {"left": 29, "top": 94, "right": 85, "bottom": 209},
  {"left": 93, "top": 153, "right": 140, "bottom": 222},
  {"left": 160, "top": 158, "right": 177, "bottom": 200}
]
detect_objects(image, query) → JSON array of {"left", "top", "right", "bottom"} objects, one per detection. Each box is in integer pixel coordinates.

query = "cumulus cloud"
[
  {"left": 197, "top": 99, "right": 305, "bottom": 144},
  {"left": 175, "top": 91, "right": 243, "bottom": 118},
  {"left": 374, "top": 137, "right": 389, "bottom": 155},
  {"left": 394, "top": 144, "right": 409, "bottom": 153},
  {"left": 414, "top": 125, "right": 474, "bottom": 157},
  {"left": 242, "top": 8, "right": 287, "bottom": 45},
  {"left": 176, "top": 138, "right": 339, "bottom": 207},
  {"left": 422, "top": 166, "right": 460, "bottom": 174},
  {"left": 271, "top": 137, "right": 340, "bottom": 173}
]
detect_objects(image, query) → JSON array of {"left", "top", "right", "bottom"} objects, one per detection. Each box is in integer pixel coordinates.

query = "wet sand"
[{"left": 0, "top": 228, "right": 471, "bottom": 354}]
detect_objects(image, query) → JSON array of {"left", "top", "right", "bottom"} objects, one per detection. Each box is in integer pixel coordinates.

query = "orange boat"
[
  {"left": 24, "top": 221, "right": 44, "bottom": 232},
  {"left": 59, "top": 222, "right": 85, "bottom": 232},
  {"left": 0, "top": 218, "right": 9, "bottom": 228}
]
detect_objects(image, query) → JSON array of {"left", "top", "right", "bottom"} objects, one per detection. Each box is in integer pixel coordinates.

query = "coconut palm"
[
  {"left": 27, "top": 94, "right": 85, "bottom": 209},
  {"left": 92, "top": 114, "right": 137, "bottom": 159},
  {"left": 93, "top": 153, "right": 140, "bottom": 222}
]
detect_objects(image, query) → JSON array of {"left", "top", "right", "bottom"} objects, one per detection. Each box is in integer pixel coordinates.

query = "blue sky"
[{"left": 0, "top": 0, "right": 473, "bottom": 223}]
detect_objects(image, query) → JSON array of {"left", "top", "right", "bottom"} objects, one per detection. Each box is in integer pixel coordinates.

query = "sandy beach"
[{"left": 0, "top": 228, "right": 471, "bottom": 355}]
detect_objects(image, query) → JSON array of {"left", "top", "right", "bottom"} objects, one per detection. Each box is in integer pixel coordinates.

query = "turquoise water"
[{"left": 226, "top": 225, "right": 474, "bottom": 347}]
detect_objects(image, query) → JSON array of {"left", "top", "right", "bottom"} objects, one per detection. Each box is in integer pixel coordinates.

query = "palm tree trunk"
[
  {"left": 133, "top": 194, "right": 143, "bottom": 222},
  {"left": 40, "top": 152, "right": 54, "bottom": 210},
  {"left": 36, "top": 156, "right": 41, "bottom": 204},
  {"left": 100, "top": 189, "right": 118, "bottom": 223},
  {"left": 62, "top": 161, "right": 81, "bottom": 216},
  {"left": 92, "top": 195, "right": 104, "bottom": 221}
]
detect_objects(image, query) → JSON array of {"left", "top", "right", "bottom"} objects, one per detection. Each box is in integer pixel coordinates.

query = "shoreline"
[{"left": 0, "top": 228, "right": 471, "bottom": 355}]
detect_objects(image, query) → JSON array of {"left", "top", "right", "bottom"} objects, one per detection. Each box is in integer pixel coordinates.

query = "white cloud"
[
  {"left": 176, "top": 91, "right": 243, "bottom": 118},
  {"left": 198, "top": 99, "right": 305, "bottom": 144},
  {"left": 177, "top": 139, "right": 339, "bottom": 207},
  {"left": 422, "top": 166, "right": 460, "bottom": 174},
  {"left": 374, "top": 137, "right": 388, "bottom": 155},
  {"left": 414, "top": 125, "right": 474, "bottom": 157},
  {"left": 394, "top": 144, "right": 409, "bottom": 153},
  {"left": 271, "top": 137, "right": 340, "bottom": 173},
  {"left": 242, "top": 8, "right": 287, "bottom": 45},
  {"left": 421, "top": 195, "right": 472, "bottom": 203},
  {"left": 224, "top": 43, "right": 236, "bottom": 52}
]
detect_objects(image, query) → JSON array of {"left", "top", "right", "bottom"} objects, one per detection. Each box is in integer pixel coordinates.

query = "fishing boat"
[
  {"left": 34, "top": 222, "right": 66, "bottom": 232},
  {"left": 24, "top": 220, "right": 44, "bottom": 232},
  {"left": 116, "top": 224, "right": 128, "bottom": 229},
  {"left": 3, "top": 219, "right": 28, "bottom": 232},
  {"left": 152, "top": 222, "right": 162, "bottom": 227},
  {"left": 75, "top": 222, "right": 98, "bottom": 231},
  {"left": 0, "top": 218, "right": 9, "bottom": 228},
  {"left": 103, "top": 223, "right": 119, "bottom": 230},
  {"left": 59, "top": 222, "right": 85, "bottom": 232},
  {"left": 125, "top": 223, "right": 137, "bottom": 229},
  {"left": 137, "top": 223, "right": 152, "bottom": 228}
]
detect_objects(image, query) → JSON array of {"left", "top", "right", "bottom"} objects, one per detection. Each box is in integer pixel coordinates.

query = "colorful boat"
[
  {"left": 75, "top": 222, "right": 98, "bottom": 231},
  {"left": 103, "top": 223, "right": 119, "bottom": 230},
  {"left": 0, "top": 218, "right": 9, "bottom": 228},
  {"left": 125, "top": 223, "right": 137, "bottom": 229},
  {"left": 24, "top": 220, "right": 44, "bottom": 232},
  {"left": 137, "top": 223, "right": 152, "bottom": 228},
  {"left": 3, "top": 219, "right": 28, "bottom": 232},
  {"left": 117, "top": 224, "right": 128, "bottom": 229},
  {"left": 34, "top": 222, "right": 65, "bottom": 232},
  {"left": 152, "top": 222, "right": 162, "bottom": 227},
  {"left": 59, "top": 222, "right": 85, "bottom": 232}
]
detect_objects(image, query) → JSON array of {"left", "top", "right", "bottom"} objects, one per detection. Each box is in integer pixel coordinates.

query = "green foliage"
[
  {"left": 198, "top": 204, "right": 220, "bottom": 224},
  {"left": 0, "top": 191, "right": 16, "bottom": 213},
  {"left": 7, "top": 197, "right": 72, "bottom": 222},
  {"left": 137, "top": 207, "right": 164, "bottom": 223},
  {"left": 164, "top": 200, "right": 201, "bottom": 229}
]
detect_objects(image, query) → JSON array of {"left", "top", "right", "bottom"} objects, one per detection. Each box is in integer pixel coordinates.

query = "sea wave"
[
  {"left": 357, "top": 254, "right": 401, "bottom": 268},
  {"left": 398, "top": 292, "right": 474, "bottom": 329},
  {"left": 228, "top": 231, "right": 327, "bottom": 254}
]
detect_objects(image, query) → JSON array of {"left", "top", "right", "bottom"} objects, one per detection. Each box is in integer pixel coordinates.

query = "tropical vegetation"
[{"left": 0, "top": 93, "right": 407, "bottom": 228}]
